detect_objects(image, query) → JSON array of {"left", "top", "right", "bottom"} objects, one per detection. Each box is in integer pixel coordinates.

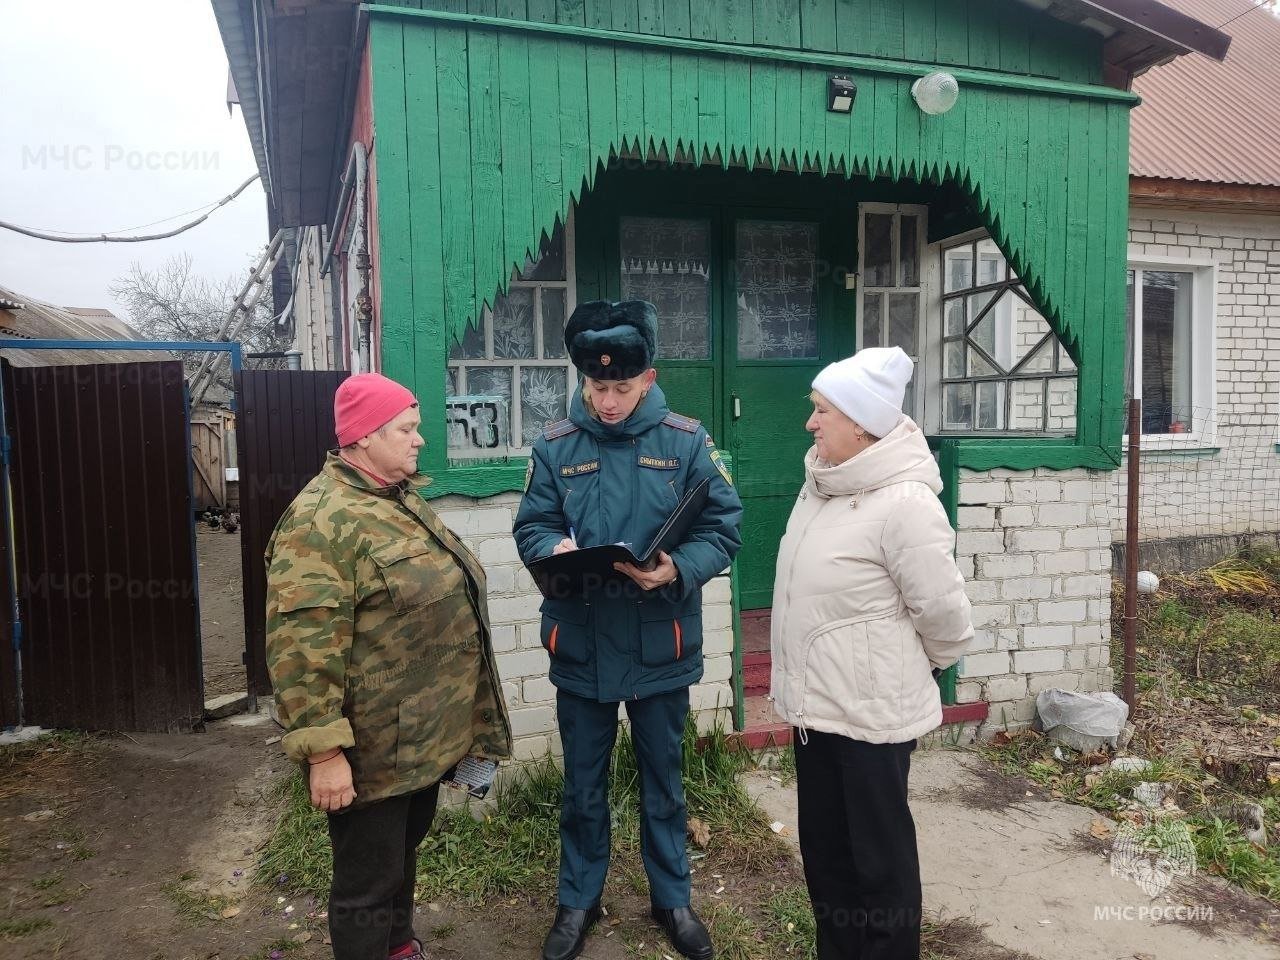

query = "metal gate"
[
  {"left": 236, "top": 369, "right": 349, "bottom": 698},
  {"left": 0, "top": 359, "right": 203, "bottom": 732}
]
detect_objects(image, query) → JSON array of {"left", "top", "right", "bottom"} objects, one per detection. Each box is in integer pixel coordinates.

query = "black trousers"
[
  {"left": 794, "top": 730, "right": 921, "bottom": 960},
  {"left": 327, "top": 784, "right": 441, "bottom": 960}
]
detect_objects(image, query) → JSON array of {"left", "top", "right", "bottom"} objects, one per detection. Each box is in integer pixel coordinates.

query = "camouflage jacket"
[{"left": 265, "top": 453, "right": 512, "bottom": 807}]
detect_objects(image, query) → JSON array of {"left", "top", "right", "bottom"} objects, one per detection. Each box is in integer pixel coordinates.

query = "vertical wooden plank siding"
[
  {"left": 404, "top": 25, "right": 448, "bottom": 439},
  {"left": 415, "top": 0, "right": 1102, "bottom": 81},
  {"left": 697, "top": 54, "right": 727, "bottom": 165},
  {"left": 556, "top": 33, "right": 590, "bottom": 193},
  {"left": 723, "top": 59, "right": 752, "bottom": 166},
  {"left": 670, "top": 46, "right": 699, "bottom": 157},
  {"left": 901, "top": 0, "right": 936, "bottom": 63},
  {"left": 615, "top": 46, "right": 646, "bottom": 151},
  {"left": 1101, "top": 104, "right": 1131, "bottom": 451},
  {"left": 834, "top": 0, "right": 869, "bottom": 56},
  {"left": 748, "top": 60, "right": 777, "bottom": 168},
  {"left": 368, "top": 20, "right": 416, "bottom": 391},
  {"left": 1001, "top": 90, "right": 1030, "bottom": 278},
  {"left": 799, "top": 0, "right": 835, "bottom": 51},
  {"left": 498, "top": 31, "right": 536, "bottom": 269},
  {"left": 468, "top": 28, "right": 506, "bottom": 311},
  {"left": 642, "top": 49, "right": 672, "bottom": 154},
  {"left": 530, "top": 36, "right": 565, "bottom": 232},
  {"left": 662, "top": 0, "right": 690, "bottom": 38},
  {"left": 369, "top": 8, "right": 1133, "bottom": 471},
  {"left": 435, "top": 25, "right": 478, "bottom": 342},
  {"left": 555, "top": 0, "right": 585, "bottom": 25},
  {"left": 1041, "top": 97, "right": 1069, "bottom": 341}
]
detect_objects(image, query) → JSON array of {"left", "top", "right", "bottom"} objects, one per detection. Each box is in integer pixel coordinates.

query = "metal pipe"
[
  {"left": 320, "top": 143, "right": 367, "bottom": 279},
  {"left": 1123, "top": 398, "right": 1141, "bottom": 713},
  {"left": 0, "top": 365, "right": 25, "bottom": 729}
]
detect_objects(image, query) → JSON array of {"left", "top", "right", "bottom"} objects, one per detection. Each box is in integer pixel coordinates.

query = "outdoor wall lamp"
[
  {"left": 911, "top": 71, "right": 959, "bottom": 115},
  {"left": 828, "top": 75, "right": 856, "bottom": 113}
]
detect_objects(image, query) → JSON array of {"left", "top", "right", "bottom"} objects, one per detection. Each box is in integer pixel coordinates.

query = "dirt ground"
[
  {"left": 1, "top": 719, "right": 1035, "bottom": 960},
  {"left": 197, "top": 524, "right": 248, "bottom": 698},
  {"left": 0, "top": 718, "right": 748, "bottom": 960}
]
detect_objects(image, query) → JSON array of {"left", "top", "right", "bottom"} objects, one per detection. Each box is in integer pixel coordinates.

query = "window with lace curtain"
[{"left": 446, "top": 218, "right": 576, "bottom": 457}]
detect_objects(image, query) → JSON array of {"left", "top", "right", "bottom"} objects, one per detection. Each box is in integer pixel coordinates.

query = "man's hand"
[
  {"left": 614, "top": 550, "right": 679, "bottom": 591},
  {"left": 308, "top": 748, "right": 357, "bottom": 811},
  {"left": 552, "top": 538, "right": 578, "bottom": 555}
]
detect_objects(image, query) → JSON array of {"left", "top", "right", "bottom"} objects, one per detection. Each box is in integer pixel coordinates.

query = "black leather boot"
[
  {"left": 541, "top": 904, "right": 602, "bottom": 960},
  {"left": 651, "top": 906, "right": 714, "bottom": 960}
]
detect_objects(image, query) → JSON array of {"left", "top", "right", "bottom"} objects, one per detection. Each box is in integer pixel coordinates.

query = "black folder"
[{"left": 527, "top": 476, "right": 712, "bottom": 599}]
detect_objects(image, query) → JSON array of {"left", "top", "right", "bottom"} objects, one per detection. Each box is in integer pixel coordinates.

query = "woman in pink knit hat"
[{"left": 265, "top": 372, "right": 512, "bottom": 960}]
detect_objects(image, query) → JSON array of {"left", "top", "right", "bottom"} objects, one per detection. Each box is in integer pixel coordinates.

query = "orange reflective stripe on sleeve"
[
  {"left": 674, "top": 619, "right": 683, "bottom": 660},
  {"left": 549, "top": 624, "right": 559, "bottom": 655}
]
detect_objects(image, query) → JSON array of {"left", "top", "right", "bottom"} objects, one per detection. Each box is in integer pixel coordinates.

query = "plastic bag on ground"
[{"left": 1035, "top": 689, "right": 1130, "bottom": 752}]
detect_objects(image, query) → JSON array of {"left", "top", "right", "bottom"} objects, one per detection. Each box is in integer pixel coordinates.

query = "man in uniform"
[
  {"left": 514, "top": 300, "right": 743, "bottom": 960},
  {"left": 266, "top": 372, "right": 512, "bottom": 960}
]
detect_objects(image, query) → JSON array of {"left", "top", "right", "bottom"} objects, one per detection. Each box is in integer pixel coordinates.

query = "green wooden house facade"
[{"left": 215, "top": 0, "right": 1228, "bottom": 741}]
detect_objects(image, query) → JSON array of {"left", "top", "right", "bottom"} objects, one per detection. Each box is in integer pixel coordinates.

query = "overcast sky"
[{"left": 0, "top": 1, "right": 267, "bottom": 320}]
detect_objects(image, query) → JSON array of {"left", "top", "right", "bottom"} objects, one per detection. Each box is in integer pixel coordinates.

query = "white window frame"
[
  {"left": 925, "top": 227, "right": 1079, "bottom": 436},
  {"left": 856, "top": 202, "right": 928, "bottom": 423},
  {"left": 1125, "top": 252, "right": 1217, "bottom": 451},
  {"left": 447, "top": 211, "right": 578, "bottom": 458}
]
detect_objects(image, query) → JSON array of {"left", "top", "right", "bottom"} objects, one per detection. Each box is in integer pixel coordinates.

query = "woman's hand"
[
  {"left": 308, "top": 749, "right": 357, "bottom": 811},
  {"left": 552, "top": 538, "right": 578, "bottom": 555},
  {"left": 614, "top": 551, "right": 679, "bottom": 591}
]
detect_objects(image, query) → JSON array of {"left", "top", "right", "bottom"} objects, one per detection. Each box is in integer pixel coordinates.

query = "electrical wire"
[
  {"left": 0, "top": 173, "right": 260, "bottom": 243},
  {"left": 1215, "top": 0, "right": 1275, "bottom": 30}
]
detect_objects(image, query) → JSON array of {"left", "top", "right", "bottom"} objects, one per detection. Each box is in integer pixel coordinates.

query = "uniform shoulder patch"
[
  {"left": 543, "top": 418, "right": 580, "bottom": 441},
  {"left": 661, "top": 412, "right": 700, "bottom": 433}
]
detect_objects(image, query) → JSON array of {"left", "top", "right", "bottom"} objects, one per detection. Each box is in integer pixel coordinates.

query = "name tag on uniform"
[
  {"left": 638, "top": 455, "right": 680, "bottom": 470},
  {"left": 560, "top": 459, "right": 600, "bottom": 477}
]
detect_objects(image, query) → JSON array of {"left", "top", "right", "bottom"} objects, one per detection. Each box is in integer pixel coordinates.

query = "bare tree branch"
[{"left": 111, "top": 250, "right": 293, "bottom": 395}]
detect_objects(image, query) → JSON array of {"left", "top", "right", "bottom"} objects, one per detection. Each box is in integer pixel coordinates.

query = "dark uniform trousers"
[
  {"left": 327, "top": 783, "right": 441, "bottom": 960},
  {"left": 794, "top": 730, "right": 921, "bottom": 960},
  {"left": 557, "top": 687, "right": 692, "bottom": 910}
]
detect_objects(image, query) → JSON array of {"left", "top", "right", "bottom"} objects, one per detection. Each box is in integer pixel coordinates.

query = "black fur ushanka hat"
[{"left": 563, "top": 299, "right": 658, "bottom": 380}]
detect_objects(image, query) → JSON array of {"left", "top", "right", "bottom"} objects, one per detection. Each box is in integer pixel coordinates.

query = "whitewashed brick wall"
[
  {"left": 1118, "top": 209, "right": 1280, "bottom": 541},
  {"left": 432, "top": 492, "right": 735, "bottom": 764},
  {"left": 954, "top": 468, "right": 1114, "bottom": 733}
]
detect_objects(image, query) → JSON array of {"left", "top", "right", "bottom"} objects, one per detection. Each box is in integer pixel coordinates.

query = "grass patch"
[
  {"left": 243, "top": 938, "right": 300, "bottom": 960},
  {"left": 763, "top": 885, "right": 816, "bottom": 958},
  {"left": 254, "top": 774, "right": 333, "bottom": 897},
  {"left": 0, "top": 916, "right": 53, "bottom": 939},
  {"left": 258, "top": 716, "right": 786, "bottom": 905},
  {"left": 32, "top": 872, "right": 62, "bottom": 891},
  {"left": 982, "top": 728, "right": 1280, "bottom": 904},
  {"left": 163, "top": 872, "right": 238, "bottom": 924},
  {"left": 1192, "top": 817, "right": 1280, "bottom": 902},
  {"left": 1117, "top": 548, "right": 1280, "bottom": 708}
]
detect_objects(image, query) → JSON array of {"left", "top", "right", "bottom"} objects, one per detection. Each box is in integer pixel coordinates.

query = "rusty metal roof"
[
  {"left": 0, "top": 285, "right": 173, "bottom": 367},
  {"left": 1131, "top": 0, "right": 1280, "bottom": 186}
]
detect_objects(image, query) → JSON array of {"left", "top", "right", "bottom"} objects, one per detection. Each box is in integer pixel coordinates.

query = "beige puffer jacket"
[{"left": 769, "top": 418, "right": 974, "bottom": 744}]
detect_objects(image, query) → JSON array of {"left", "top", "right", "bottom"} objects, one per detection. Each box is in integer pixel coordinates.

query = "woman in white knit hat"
[{"left": 769, "top": 346, "right": 974, "bottom": 960}]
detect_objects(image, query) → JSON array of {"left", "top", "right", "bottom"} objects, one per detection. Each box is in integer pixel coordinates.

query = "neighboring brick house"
[
  {"left": 953, "top": 0, "right": 1280, "bottom": 729},
  {"left": 1118, "top": 0, "right": 1280, "bottom": 548},
  {"left": 214, "top": 0, "right": 1232, "bottom": 753}
]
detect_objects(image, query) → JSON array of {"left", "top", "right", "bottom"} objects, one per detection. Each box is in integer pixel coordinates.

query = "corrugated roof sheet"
[
  {"left": 0, "top": 285, "right": 173, "bottom": 367},
  {"left": 1131, "top": 0, "right": 1280, "bottom": 186}
]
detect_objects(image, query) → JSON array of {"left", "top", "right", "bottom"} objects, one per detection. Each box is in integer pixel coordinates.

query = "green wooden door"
[
  {"left": 723, "top": 210, "right": 845, "bottom": 609},
  {"left": 614, "top": 203, "right": 848, "bottom": 609},
  {"left": 617, "top": 211, "right": 722, "bottom": 430}
]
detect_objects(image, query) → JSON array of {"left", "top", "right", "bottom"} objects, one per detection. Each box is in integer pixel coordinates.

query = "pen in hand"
[{"left": 568, "top": 525, "right": 577, "bottom": 547}]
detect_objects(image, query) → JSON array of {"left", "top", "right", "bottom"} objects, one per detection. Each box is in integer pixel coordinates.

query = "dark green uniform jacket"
[
  {"left": 265, "top": 454, "right": 512, "bottom": 807},
  {"left": 513, "top": 385, "right": 743, "bottom": 702}
]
